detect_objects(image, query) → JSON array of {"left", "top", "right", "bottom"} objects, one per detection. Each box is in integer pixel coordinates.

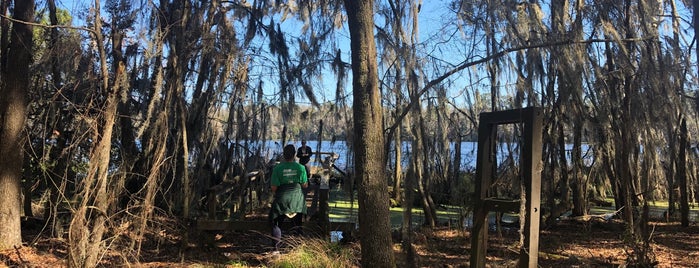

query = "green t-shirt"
[{"left": 271, "top": 161, "right": 308, "bottom": 186}]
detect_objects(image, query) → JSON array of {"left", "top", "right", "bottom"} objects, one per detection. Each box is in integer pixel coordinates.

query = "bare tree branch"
[
  {"left": 384, "top": 36, "right": 657, "bottom": 138},
  {"left": 0, "top": 13, "right": 95, "bottom": 35}
]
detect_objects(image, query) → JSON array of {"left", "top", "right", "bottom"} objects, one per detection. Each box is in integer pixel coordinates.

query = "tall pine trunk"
[{"left": 0, "top": 0, "right": 33, "bottom": 251}]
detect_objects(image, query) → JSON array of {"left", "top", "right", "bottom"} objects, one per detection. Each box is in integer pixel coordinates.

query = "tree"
[
  {"left": 695, "top": 0, "right": 699, "bottom": 81},
  {"left": 344, "top": 0, "right": 395, "bottom": 266},
  {"left": 67, "top": 0, "right": 123, "bottom": 266},
  {"left": 0, "top": 0, "right": 34, "bottom": 251}
]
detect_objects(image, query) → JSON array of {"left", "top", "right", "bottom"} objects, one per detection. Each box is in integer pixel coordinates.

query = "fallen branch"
[
  {"left": 560, "top": 206, "right": 625, "bottom": 222},
  {"left": 13, "top": 245, "right": 26, "bottom": 265}
]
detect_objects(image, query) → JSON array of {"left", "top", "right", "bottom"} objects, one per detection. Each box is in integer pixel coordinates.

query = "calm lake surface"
[{"left": 256, "top": 140, "right": 593, "bottom": 172}]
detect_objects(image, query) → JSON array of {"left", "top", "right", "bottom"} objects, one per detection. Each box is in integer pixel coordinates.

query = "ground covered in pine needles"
[{"left": 1, "top": 216, "right": 698, "bottom": 267}]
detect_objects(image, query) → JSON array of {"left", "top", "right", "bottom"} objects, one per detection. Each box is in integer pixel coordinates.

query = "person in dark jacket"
[
  {"left": 296, "top": 139, "right": 313, "bottom": 177},
  {"left": 269, "top": 144, "right": 308, "bottom": 247}
]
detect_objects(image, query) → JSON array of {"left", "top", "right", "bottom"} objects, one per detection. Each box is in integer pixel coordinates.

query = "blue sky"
[
  {"left": 48, "top": 0, "right": 698, "bottom": 110},
  {"left": 53, "top": 0, "right": 465, "bottom": 105}
]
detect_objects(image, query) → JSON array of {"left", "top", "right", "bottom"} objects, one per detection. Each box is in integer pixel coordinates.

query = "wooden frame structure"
[{"left": 470, "top": 107, "right": 543, "bottom": 268}]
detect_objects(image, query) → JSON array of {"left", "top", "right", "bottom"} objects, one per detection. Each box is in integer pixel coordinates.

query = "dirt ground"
[
  {"left": 399, "top": 220, "right": 699, "bottom": 267},
  {"left": 1, "top": 218, "right": 698, "bottom": 267}
]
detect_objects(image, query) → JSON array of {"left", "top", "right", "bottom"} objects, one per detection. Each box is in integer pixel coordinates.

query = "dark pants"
[{"left": 272, "top": 213, "right": 303, "bottom": 244}]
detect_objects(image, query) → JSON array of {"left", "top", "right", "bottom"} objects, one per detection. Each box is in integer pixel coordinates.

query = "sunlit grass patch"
[
  {"left": 648, "top": 200, "right": 699, "bottom": 211},
  {"left": 226, "top": 260, "right": 250, "bottom": 267},
  {"left": 328, "top": 192, "right": 464, "bottom": 227},
  {"left": 268, "top": 237, "right": 358, "bottom": 268},
  {"left": 328, "top": 200, "right": 357, "bottom": 208}
]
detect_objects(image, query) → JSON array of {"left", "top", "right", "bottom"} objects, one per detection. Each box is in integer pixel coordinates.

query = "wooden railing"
[{"left": 197, "top": 155, "right": 355, "bottom": 239}]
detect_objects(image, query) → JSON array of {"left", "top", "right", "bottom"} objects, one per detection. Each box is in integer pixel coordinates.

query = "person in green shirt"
[{"left": 269, "top": 144, "right": 308, "bottom": 244}]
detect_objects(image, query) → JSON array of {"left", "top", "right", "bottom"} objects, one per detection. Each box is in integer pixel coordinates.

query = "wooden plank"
[
  {"left": 315, "top": 151, "right": 339, "bottom": 156},
  {"left": 483, "top": 199, "right": 521, "bottom": 213},
  {"left": 478, "top": 107, "right": 538, "bottom": 125}
]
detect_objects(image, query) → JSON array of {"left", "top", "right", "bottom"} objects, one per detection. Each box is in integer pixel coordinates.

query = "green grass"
[
  {"left": 225, "top": 260, "right": 250, "bottom": 267},
  {"left": 326, "top": 189, "right": 699, "bottom": 226},
  {"left": 599, "top": 197, "right": 698, "bottom": 210},
  {"left": 327, "top": 189, "right": 463, "bottom": 227}
]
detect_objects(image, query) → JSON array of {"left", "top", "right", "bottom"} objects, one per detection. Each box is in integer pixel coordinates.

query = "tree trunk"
[
  {"left": 392, "top": 124, "right": 402, "bottom": 205},
  {"left": 694, "top": 0, "right": 699, "bottom": 80},
  {"left": 392, "top": 64, "right": 403, "bottom": 204},
  {"left": 620, "top": 1, "right": 637, "bottom": 232},
  {"left": 22, "top": 153, "right": 32, "bottom": 217},
  {"left": 436, "top": 87, "right": 450, "bottom": 188},
  {"left": 179, "top": 99, "right": 191, "bottom": 218},
  {"left": 678, "top": 117, "right": 689, "bottom": 227},
  {"left": 0, "top": 0, "right": 33, "bottom": 251},
  {"left": 159, "top": 0, "right": 191, "bottom": 217},
  {"left": 344, "top": 0, "right": 395, "bottom": 266},
  {"left": 110, "top": 10, "right": 133, "bottom": 215},
  {"left": 557, "top": 123, "right": 571, "bottom": 211},
  {"left": 67, "top": 0, "right": 121, "bottom": 265},
  {"left": 452, "top": 134, "right": 462, "bottom": 195},
  {"left": 43, "top": 0, "right": 72, "bottom": 237},
  {"left": 667, "top": 123, "right": 677, "bottom": 217},
  {"left": 416, "top": 113, "right": 437, "bottom": 227},
  {"left": 402, "top": 162, "right": 416, "bottom": 267},
  {"left": 571, "top": 119, "right": 587, "bottom": 216},
  {"left": 0, "top": 0, "right": 9, "bottom": 75},
  {"left": 486, "top": 7, "right": 499, "bottom": 111}
]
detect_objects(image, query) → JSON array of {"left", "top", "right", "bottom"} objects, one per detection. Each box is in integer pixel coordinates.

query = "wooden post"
[
  {"left": 319, "top": 190, "right": 330, "bottom": 236},
  {"left": 519, "top": 108, "right": 542, "bottom": 267},
  {"left": 281, "top": 125, "right": 287, "bottom": 148},
  {"left": 470, "top": 113, "right": 496, "bottom": 268},
  {"left": 316, "top": 120, "right": 324, "bottom": 164},
  {"left": 307, "top": 120, "right": 325, "bottom": 219},
  {"left": 208, "top": 190, "right": 217, "bottom": 220},
  {"left": 315, "top": 171, "right": 331, "bottom": 237}
]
